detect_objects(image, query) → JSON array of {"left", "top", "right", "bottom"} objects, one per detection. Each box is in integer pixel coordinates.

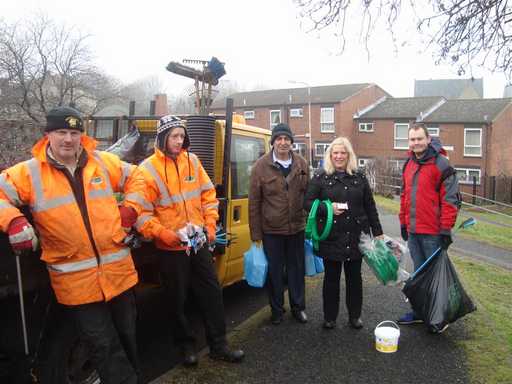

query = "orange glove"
[
  {"left": 158, "top": 229, "right": 181, "bottom": 248},
  {"left": 206, "top": 224, "right": 216, "bottom": 244},
  {"left": 119, "top": 206, "right": 137, "bottom": 233},
  {"left": 8, "top": 216, "right": 38, "bottom": 251}
]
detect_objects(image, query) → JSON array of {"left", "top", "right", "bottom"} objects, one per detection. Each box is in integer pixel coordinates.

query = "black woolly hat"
[
  {"left": 271, "top": 123, "right": 294, "bottom": 145},
  {"left": 46, "top": 106, "right": 83, "bottom": 132}
]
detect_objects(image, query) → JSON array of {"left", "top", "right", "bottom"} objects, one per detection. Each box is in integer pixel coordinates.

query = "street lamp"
[{"left": 289, "top": 80, "right": 312, "bottom": 166}]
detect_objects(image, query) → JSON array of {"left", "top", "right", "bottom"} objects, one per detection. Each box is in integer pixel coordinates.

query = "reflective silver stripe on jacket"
[
  {"left": 200, "top": 181, "right": 214, "bottom": 191},
  {"left": 124, "top": 192, "right": 153, "bottom": 210},
  {"left": 203, "top": 202, "right": 219, "bottom": 210},
  {"left": 140, "top": 160, "right": 173, "bottom": 206},
  {"left": 119, "top": 161, "right": 132, "bottom": 190},
  {"left": 27, "top": 159, "right": 76, "bottom": 212},
  {"left": 0, "top": 173, "right": 23, "bottom": 206},
  {"left": 47, "top": 248, "right": 130, "bottom": 273},
  {"left": 135, "top": 213, "right": 153, "bottom": 231},
  {"left": 0, "top": 200, "right": 14, "bottom": 209},
  {"left": 89, "top": 152, "right": 114, "bottom": 199}
]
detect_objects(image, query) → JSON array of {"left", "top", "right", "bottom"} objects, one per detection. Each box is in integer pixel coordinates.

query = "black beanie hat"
[
  {"left": 155, "top": 114, "right": 190, "bottom": 152},
  {"left": 271, "top": 123, "right": 294, "bottom": 145},
  {"left": 46, "top": 106, "right": 83, "bottom": 132}
]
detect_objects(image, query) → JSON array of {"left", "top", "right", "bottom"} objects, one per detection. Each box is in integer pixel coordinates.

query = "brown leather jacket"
[{"left": 249, "top": 151, "right": 309, "bottom": 240}]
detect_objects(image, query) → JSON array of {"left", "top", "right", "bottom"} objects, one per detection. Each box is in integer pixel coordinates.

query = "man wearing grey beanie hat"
[{"left": 249, "top": 122, "right": 309, "bottom": 325}]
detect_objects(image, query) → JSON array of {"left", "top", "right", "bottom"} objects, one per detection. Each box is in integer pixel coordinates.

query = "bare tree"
[
  {"left": 119, "top": 75, "right": 166, "bottom": 114},
  {"left": 295, "top": 0, "right": 512, "bottom": 79},
  {"left": 0, "top": 14, "right": 122, "bottom": 124}
]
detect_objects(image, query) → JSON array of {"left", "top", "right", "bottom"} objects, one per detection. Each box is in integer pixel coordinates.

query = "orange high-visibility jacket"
[
  {"left": 134, "top": 148, "right": 219, "bottom": 250},
  {"left": 0, "top": 135, "right": 145, "bottom": 305}
]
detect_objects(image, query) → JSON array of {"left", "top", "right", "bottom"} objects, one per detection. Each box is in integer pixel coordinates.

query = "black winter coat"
[{"left": 304, "top": 170, "right": 383, "bottom": 262}]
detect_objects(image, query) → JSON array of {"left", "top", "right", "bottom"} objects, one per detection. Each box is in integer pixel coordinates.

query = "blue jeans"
[{"left": 408, "top": 233, "right": 442, "bottom": 272}]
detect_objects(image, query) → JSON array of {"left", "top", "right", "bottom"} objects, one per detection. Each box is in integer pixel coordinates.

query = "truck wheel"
[{"left": 36, "top": 315, "right": 99, "bottom": 384}]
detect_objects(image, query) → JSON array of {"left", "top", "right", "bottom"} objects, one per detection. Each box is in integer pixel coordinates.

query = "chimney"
[{"left": 154, "top": 94, "right": 169, "bottom": 116}]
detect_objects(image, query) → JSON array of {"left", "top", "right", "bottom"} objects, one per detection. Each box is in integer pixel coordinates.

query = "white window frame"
[
  {"left": 464, "top": 128, "right": 482, "bottom": 157},
  {"left": 389, "top": 159, "right": 406, "bottom": 171},
  {"left": 292, "top": 142, "right": 307, "bottom": 157},
  {"left": 290, "top": 108, "right": 303, "bottom": 118},
  {"left": 358, "top": 158, "right": 372, "bottom": 168},
  {"left": 456, "top": 168, "right": 481, "bottom": 185},
  {"left": 243, "top": 110, "right": 255, "bottom": 120},
  {"left": 320, "top": 107, "right": 335, "bottom": 133},
  {"left": 427, "top": 126, "right": 439, "bottom": 137},
  {"left": 394, "top": 123, "right": 409, "bottom": 150},
  {"left": 315, "top": 143, "right": 330, "bottom": 157},
  {"left": 270, "top": 110, "right": 281, "bottom": 129},
  {"left": 358, "top": 122, "right": 374, "bottom": 132}
]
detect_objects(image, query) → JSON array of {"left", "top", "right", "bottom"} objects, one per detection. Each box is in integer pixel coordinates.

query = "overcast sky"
[{"left": 2, "top": 0, "right": 509, "bottom": 99}]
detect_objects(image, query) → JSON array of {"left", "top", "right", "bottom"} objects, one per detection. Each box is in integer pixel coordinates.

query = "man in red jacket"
[{"left": 397, "top": 123, "right": 460, "bottom": 332}]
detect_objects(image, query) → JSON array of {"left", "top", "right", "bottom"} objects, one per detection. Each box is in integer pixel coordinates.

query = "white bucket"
[{"left": 374, "top": 321, "right": 400, "bottom": 353}]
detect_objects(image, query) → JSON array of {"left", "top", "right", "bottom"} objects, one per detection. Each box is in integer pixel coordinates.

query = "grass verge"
[
  {"left": 374, "top": 194, "right": 512, "bottom": 251},
  {"left": 452, "top": 256, "right": 512, "bottom": 384}
]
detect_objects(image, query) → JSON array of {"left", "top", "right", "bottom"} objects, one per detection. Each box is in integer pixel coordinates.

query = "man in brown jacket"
[{"left": 249, "top": 123, "right": 309, "bottom": 325}]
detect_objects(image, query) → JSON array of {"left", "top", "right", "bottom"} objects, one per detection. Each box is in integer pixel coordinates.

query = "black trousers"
[
  {"left": 158, "top": 246, "right": 227, "bottom": 350},
  {"left": 323, "top": 258, "right": 363, "bottom": 322},
  {"left": 67, "top": 288, "right": 138, "bottom": 384},
  {"left": 263, "top": 231, "right": 306, "bottom": 316}
]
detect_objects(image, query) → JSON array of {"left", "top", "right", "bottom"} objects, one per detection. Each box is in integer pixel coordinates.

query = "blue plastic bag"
[
  {"left": 305, "top": 240, "right": 324, "bottom": 276},
  {"left": 243, "top": 243, "right": 268, "bottom": 287}
]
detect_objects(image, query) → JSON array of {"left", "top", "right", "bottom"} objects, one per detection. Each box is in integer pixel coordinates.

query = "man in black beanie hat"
[
  {"left": 249, "top": 123, "right": 309, "bottom": 325},
  {"left": 0, "top": 105, "right": 145, "bottom": 383}
]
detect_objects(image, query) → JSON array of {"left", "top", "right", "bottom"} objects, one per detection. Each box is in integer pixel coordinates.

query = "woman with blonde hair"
[{"left": 304, "top": 137, "right": 383, "bottom": 330}]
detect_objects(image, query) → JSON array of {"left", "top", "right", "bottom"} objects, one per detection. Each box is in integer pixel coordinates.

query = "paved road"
[
  {"left": 152, "top": 270, "right": 471, "bottom": 384},
  {"left": 378, "top": 208, "right": 512, "bottom": 270}
]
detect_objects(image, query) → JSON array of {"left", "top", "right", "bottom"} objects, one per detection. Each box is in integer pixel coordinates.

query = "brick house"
[
  {"left": 355, "top": 96, "right": 512, "bottom": 195},
  {"left": 211, "top": 83, "right": 390, "bottom": 166}
]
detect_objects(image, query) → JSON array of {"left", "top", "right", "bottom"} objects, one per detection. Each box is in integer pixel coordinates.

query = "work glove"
[
  {"left": 176, "top": 226, "right": 191, "bottom": 244},
  {"left": 119, "top": 206, "right": 137, "bottom": 233},
  {"left": 441, "top": 234, "right": 453, "bottom": 250},
  {"left": 205, "top": 224, "right": 216, "bottom": 244},
  {"left": 158, "top": 229, "right": 181, "bottom": 248},
  {"left": 8, "top": 216, "right": 38, "bottom": 252},
  {"left": 400, "top": 225, "right": 408, "bottom": 242}
]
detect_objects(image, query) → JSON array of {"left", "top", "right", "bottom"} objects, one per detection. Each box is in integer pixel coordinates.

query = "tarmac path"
[{"left": 152, "top": 269, "right": 472, "bottom": 384}]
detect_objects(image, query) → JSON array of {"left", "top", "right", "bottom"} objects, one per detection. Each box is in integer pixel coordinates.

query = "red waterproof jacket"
[{"left": 399, "top": 140, "right": 460, "bottom": 235}]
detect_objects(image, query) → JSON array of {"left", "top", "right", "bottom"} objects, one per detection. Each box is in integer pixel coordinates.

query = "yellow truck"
[{"left": 0, "top": 99, "right": 271, "bottom": 383}]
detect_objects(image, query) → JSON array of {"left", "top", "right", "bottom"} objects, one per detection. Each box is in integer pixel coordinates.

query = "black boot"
[
  {"left": 209, "top": 345, "right": 244, "bottom": 363},
  {"left": 182, "top": 344, "right": 198, "bottom": 367}
]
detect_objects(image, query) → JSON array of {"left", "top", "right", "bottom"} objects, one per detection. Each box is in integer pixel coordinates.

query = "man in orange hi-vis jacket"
[
  {"left": 134, "top": 114, "right": 244, "bottom": 367},
  {"left": 0, "top": 106, "right": 145, "bottom": 383}
]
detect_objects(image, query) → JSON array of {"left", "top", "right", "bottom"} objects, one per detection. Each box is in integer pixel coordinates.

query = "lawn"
[
  {"left": 374, "top": 194, "right": 512, "bottom": 251},
  {"left": 452, "top": 256, "right": 512, "bottom": 384}
]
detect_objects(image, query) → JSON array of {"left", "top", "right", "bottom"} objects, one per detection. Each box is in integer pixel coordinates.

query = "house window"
[
  {"left": 292, "top": 142, "right": 307, "bottom": 157},
  {"left": 456, "top": 168, "right": 481, "bottom": 185},
  {"left": 427, "top": 126, "right": 439, "bottom": 137},
  {"left": 359, "top": 123, "right": 374, "bottom": 132},
  {"left": 389, "top": 159, "right": 406, "bottom": 172},
  {"left": 244, "top": 110, "right": 255, "bottom": 119},
  {"left": 290, "top": 108, "right": 303, "bottom": 118},
  {"left": 270, "top": 110, "right": 281, "bottom": 129},
  {"left": 358, "top": 158, "right": 372, "bottom": 168},
  {"left": 320, "top": 107, "right": 335, "bottom": 132},
  {"left": 464, "top": 128, "right": 482, "bottom": 157},
  {"left": 315, "top": 143, "right": 330, "bottom": 157},
  {"left": 394, "top": 123, "right": 409, "bottom": 149}
]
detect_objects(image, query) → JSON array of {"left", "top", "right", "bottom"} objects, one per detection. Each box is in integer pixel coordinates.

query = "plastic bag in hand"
[
  {"left": 243, "top": 242, "right": 268, "bottom": 288},
  {"left": 359, "top": 233, "right": 400, "bottom": 285}
]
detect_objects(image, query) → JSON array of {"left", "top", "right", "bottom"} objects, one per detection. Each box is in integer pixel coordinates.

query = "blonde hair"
[{"left": 323, "top": 137, "right": 358, "bottom": 175}]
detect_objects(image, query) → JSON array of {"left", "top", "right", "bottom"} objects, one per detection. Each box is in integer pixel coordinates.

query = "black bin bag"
[{"left": 402, "top": 250, "right": 476, "bottom": 331}]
